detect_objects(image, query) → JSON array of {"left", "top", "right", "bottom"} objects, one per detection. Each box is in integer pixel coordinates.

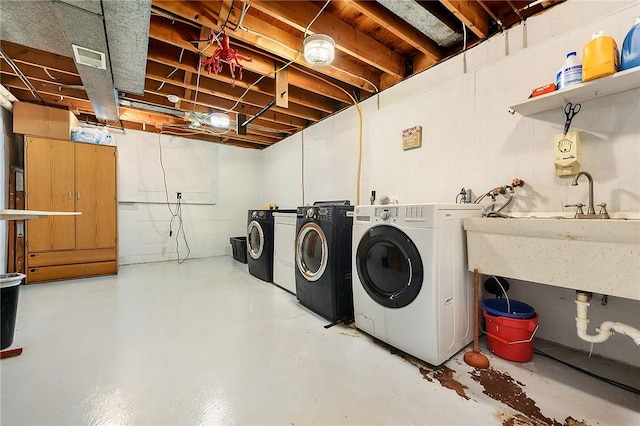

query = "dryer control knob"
[
  {"left": 306, "top": 208, "right": 315, "bottom": 218},
  {"left": 380, "top": 211, "right": 390, "bottom": 220},
  {"left": 252, "top": 211, "right": 258, "bottom": 218}
]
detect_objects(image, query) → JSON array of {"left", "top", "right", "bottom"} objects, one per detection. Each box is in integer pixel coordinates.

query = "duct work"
[
  {"left": 375, "top": 0, "right": 463, "bottom": 47},
  {"left": 0, "top": 84, "right": 18, "bottom": 111},
  {"left": 0, "top": 0, "right": 151, "bottom": 121}
]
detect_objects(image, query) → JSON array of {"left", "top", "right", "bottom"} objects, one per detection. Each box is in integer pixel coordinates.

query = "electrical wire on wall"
[
  {"left": 306, "top": 71, "right": 364, "bottom": 204},
  {"left": 158, "top": 132, "right": 191, "bottom": 263},
  {"left": 225, "top": 0, "right": 366, "bottom": 205},
  {"left": 301, "top": 130, "right": 305, "bottom": 205},
  {"left": 193, "top": 0, "right": 365, "bottom": 204}
]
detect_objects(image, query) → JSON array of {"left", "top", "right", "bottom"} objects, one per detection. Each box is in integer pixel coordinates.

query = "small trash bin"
[
  {"left": 1, "top": 273, "right": 25, "bottom": 350},
  {"left": 230, "top": 237, "right": 248, "bottom": 264}
]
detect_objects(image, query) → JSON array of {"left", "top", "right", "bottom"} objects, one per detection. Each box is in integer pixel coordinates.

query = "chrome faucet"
[{"left": 566, "top": 171, "right": 610, "bottom": 219}]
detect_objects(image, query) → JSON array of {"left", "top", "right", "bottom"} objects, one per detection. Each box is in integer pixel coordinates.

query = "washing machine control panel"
[
  {"left": 374, "top": 207, "right": 398, "bottom": 222},
  {"left": 305, "top": 207, "right": 332, "bottom": 222}
]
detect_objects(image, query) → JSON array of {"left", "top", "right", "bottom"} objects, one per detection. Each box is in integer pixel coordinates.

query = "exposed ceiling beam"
[
  {"left": 146, "top": 46, "right": 340, "bottom": 113},
  {"left": 148, "top": 16, "right": 358, "bottom": 102},
  {"left": 440, "top": 0, "right": 490, "bottom": 39},
  {"left": 144, "top": 65, "right": 326, "bottom": 122},
  {"left": 150, "top": 2, "right": 378, "bottom": 92},
  {"left": 2, "top": 74, "right": 284, "bottom": 148},
  {"left": 147, "top": 39, "right": 351, "bottom": 106},
  {"left": 244, "top": 0, "right": 405, "bottom": 78},
  {"left": 343, "top": 0, "right": 444, "bottom": 63}
]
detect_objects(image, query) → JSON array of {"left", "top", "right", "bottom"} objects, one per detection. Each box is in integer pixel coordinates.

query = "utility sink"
[{"left": 463, "top": 217, "right": 640, "bottom": 301}]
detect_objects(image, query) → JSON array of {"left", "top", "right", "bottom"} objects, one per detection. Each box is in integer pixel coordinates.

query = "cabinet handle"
[
  {"left": 77, "top": 191, "right": 80, "bottom": 200},
  {"left": 68, "top": 191, "right": 72, "bottom": 199}
]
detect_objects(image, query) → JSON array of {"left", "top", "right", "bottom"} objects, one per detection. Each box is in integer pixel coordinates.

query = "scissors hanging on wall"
[{"left": 563, "top": 102, "right": 581, "bottom": 135}]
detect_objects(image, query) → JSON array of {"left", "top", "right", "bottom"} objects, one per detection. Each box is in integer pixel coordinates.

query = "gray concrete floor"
[{"left": 1, "top": 256, "right": 638, "bottom": 425}]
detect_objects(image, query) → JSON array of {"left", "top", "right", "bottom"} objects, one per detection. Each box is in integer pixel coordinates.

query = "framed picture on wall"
[{"left": 402, "top": 125, "right": 422, "bottom": 150}]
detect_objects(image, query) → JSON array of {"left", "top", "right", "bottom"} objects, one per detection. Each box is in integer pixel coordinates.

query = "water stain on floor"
[
  {"left": 371, "top": 338, "right": 588, "bottom": 426},
  {"left": 471, "top": 368, "right": 553, "bottom": 424},
  {"left": 498, "top": 413, "right": 588, "bottom": 426},
  {"left": 433, "top": 365, "right": 470, "bottom": 400},
  {"left": 371, "top": 338, "right": 469, "bottom": 399},
  {"left": 472, "top": 368, "right": 588, "bottom": 426}
]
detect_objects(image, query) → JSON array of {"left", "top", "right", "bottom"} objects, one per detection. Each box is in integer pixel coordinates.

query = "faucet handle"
[
  {"left": 598, "top": 203, "right": 610, "bottom": 219},
  {"left": 564, "top": 203, "right": 585, "bottom": 217}
]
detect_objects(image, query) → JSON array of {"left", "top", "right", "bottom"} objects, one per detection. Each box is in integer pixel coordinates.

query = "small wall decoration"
[{"left": 402, "top": 125, "right": 422, "bottom": 150}]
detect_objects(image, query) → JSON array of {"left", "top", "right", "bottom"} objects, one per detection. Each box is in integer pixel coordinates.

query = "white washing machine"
[
  {"left": 352, "top": 203, "right": 482, "bottom": 365},
  {"left": 273, "top": 212, "right": 297, "bottom": 294}
]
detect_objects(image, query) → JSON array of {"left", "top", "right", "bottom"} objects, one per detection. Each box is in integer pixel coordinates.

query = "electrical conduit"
[{"left": 575, "top": 292, "right": 640, "bottom": 346}]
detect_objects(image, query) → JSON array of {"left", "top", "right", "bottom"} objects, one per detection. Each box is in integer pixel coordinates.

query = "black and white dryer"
[{"left": 295, "top": 201, "right": 354, "bottom": 324}]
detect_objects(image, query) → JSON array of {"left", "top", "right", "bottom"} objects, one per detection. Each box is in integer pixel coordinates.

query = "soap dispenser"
[{"left": 554, "top": 131, "right": 581, "bottom": 176}]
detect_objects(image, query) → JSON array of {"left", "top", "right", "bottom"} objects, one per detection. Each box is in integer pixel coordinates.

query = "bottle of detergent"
[
  {"left": 621, "top": 17, "right": 640, "bottom": 70},
  {"left": 582, "top": 30, "right": 620, "bottom": 82},
  {"left": 556, "top": 52, "right": 582, "bottom": 90}
]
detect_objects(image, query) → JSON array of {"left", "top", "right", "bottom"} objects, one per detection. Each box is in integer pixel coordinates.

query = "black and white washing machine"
[
  {"left": 295, "top": 201, "right": 354, "bottom": 323},
  {"left": 247, "top": 209, "right": 295, "bottom": 282},
  {"left": 352, "top": 203, "right": 482, "bottom": 365}
]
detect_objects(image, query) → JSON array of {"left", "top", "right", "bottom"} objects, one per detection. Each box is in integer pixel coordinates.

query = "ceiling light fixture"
[
  {"left": 209, "top": 112, "right": 230, "bottom": 128},
  {"left": 167, "top": 94, "right": 180, "bottom": 103},
  {"left": 303, "top": 34, "right": 335, "bottom": 67}
]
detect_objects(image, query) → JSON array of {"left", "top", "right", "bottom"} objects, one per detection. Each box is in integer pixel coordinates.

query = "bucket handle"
[{"left": 483, "top": 325, "right": 538, "bottom": 345}]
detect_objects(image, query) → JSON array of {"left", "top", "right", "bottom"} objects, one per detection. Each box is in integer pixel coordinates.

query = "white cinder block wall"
[
  {"left": 113, "top": 130, "right": 261, "bottom": 265},
  {"left": 260, "top": 0, "right": 640, "bottom": 366}
]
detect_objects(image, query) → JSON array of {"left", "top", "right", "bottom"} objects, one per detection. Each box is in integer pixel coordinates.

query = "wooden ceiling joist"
[
  {"left": 342, "top": 0, "right": 444, "bottom": 63},
  {"left": 145, "top": 46, "right": 341, "bottom": 113},
  {"left": 245, "top": 0, "right": 405, "bottom": 78},
  {"left": 440, "top": 0, "right": 490, "bottom": 39},
  {"left": 149, "top": 7, "right": 378, "bottom": 93}
]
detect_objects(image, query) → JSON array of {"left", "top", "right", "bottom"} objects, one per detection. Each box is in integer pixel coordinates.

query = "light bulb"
[
  {"left": 303, "top": 34, "right": 335, "bottom": 67},
  {"left": 209, "top": 112, "right": 230, "bottom": 128}
]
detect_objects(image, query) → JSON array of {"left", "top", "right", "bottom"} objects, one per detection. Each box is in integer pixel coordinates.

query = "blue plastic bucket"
[{"left": 482, "top": 298, "right": 535, "bottom": 319}]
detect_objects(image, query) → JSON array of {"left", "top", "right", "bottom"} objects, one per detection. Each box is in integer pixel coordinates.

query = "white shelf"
[
  {"left": 0, "top": 209, "right": 80, "bottom": 221},
  {"left": 510, "top": 67, "right": 640, "bottom": 116}
]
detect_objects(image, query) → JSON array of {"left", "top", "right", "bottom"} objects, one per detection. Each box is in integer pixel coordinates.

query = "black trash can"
[
  {"left": 1, "top": 273, "right": 25, "bottom": 350},
  {"left": 230, "top": 237, "right": 248, "bottom": 263}
]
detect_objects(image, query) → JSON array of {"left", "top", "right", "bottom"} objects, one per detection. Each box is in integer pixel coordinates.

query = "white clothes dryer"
[
  {"left": 273, "top": 212, "right": 297, "bottom": 293},
  {"left": 352, "top": 203, "right": 482, "bottom": 365}
]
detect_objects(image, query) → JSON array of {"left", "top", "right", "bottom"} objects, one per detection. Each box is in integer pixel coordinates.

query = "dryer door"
[
  {"left": 247, "top": 220, "right": 265, "bottom": 260},
  {"left": 356, "top": 225, "right": 423, "bottom": 308},
  {"left": 296, "top": 222, "right": 328, "bottom": 282}
]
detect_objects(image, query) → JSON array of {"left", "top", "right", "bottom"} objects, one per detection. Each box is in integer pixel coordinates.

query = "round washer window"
[
  {"left": 296, "top": 222, "right": 328, "bottom": 282},
  {"left": 247, "top": 220, "right": 264, "bottom": 260},
  {"left": 356, "top": 225, "right": 423, "bottom": 308}
]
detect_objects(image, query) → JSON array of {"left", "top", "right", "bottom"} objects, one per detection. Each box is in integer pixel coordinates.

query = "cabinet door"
[
  {"left": 74, "top": 143, "right": 117, "bottom": 249},
  {"left": 25, "top": 137, "right": 76, "bottom": 251}
]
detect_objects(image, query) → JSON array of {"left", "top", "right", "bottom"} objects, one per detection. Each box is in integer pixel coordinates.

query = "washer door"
[
  {"left": 247, "top": 220, "right": 264, "bottom": 260},
  {"left": 296, "top": 222, "right": 328, "bottom": 282},
  {"left": 356, "top": 225, "right": 423, "bottom": 308}
]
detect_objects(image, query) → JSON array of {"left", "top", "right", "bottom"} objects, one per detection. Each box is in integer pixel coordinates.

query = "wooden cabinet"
[{"left": 25, "top": 137, "right": 118, "bottom": 283}]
